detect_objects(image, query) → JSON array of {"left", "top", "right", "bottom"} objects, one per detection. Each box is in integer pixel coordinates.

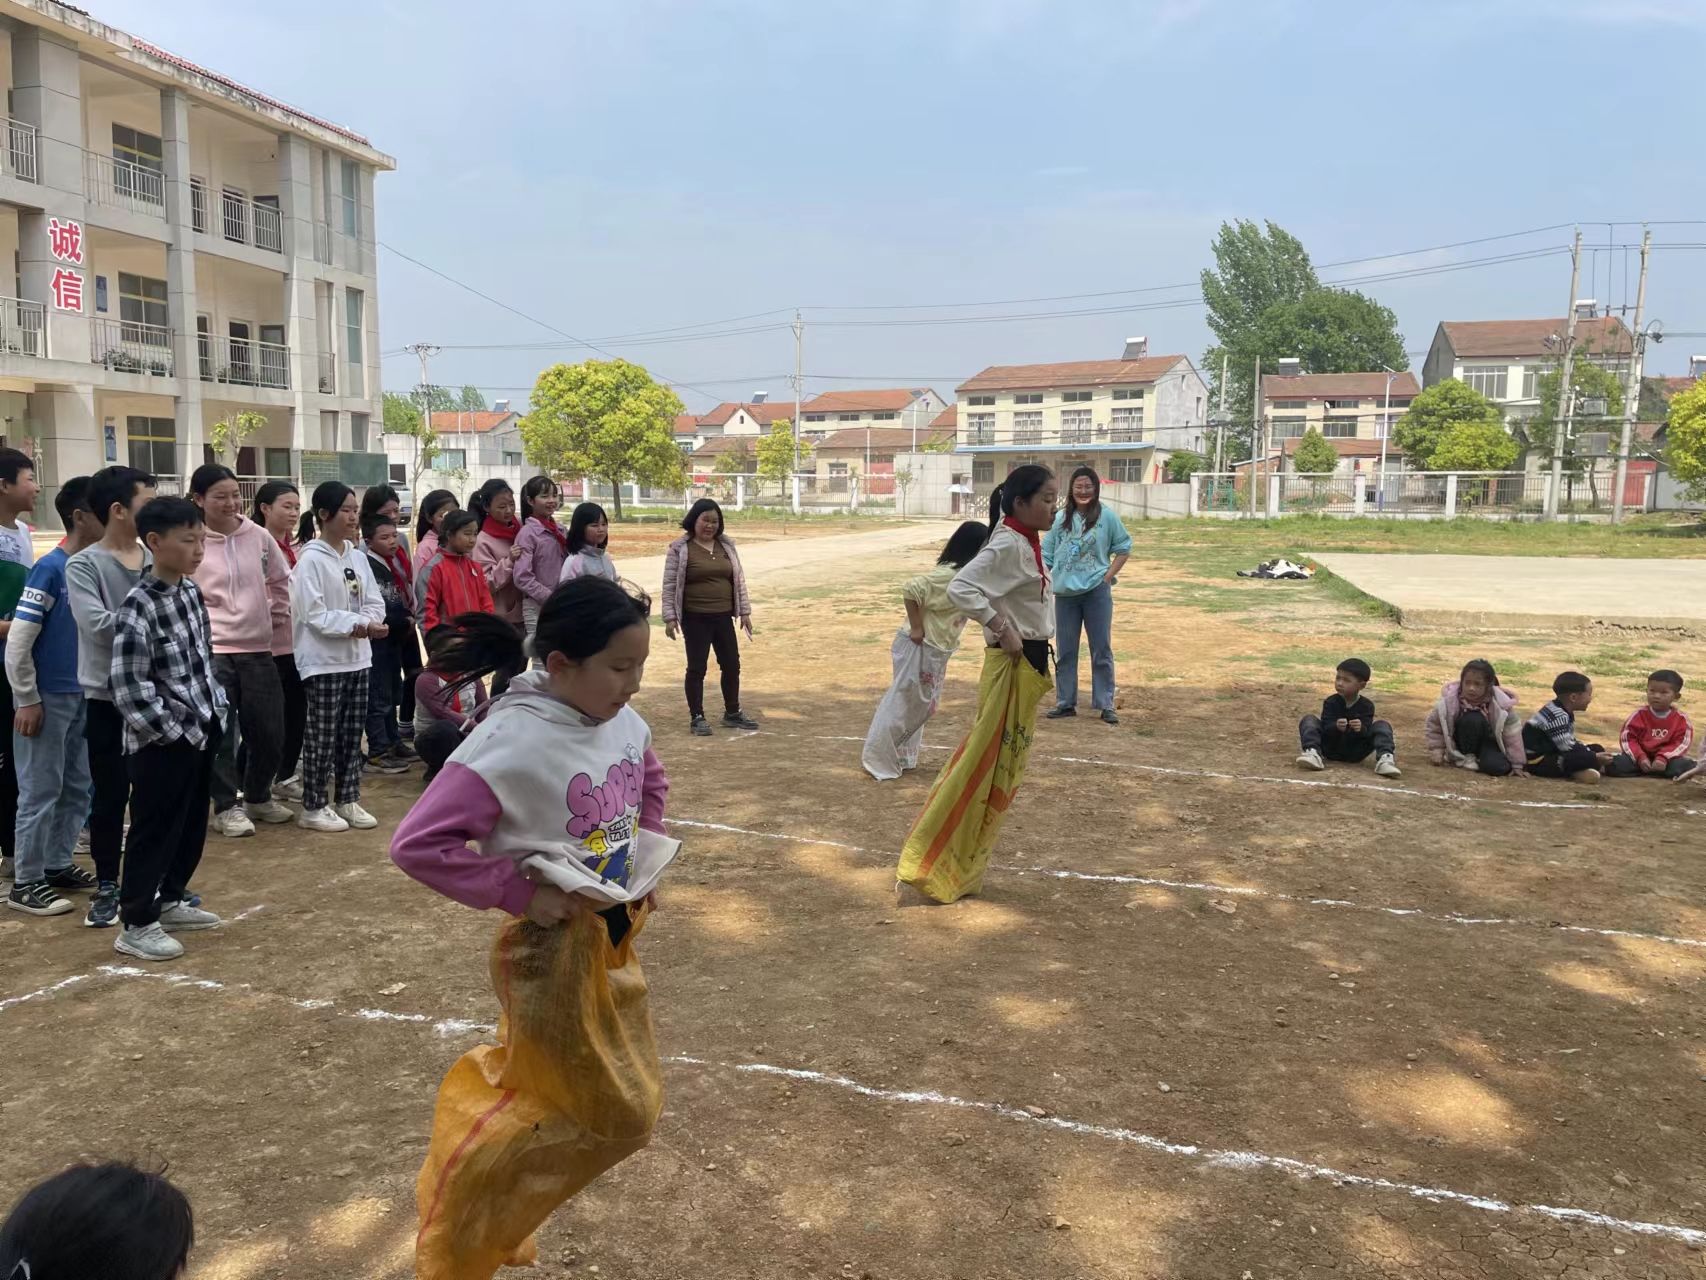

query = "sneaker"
[
  {"left": 690, "top": 715, "right": 713, "bottom": 737},
  {"left": 1099, "top": 709, "right": 1120, "bottom": 726},
  {"left": 7, "top": 880, "right": 73, "bottom": 916},
  {"left": 387, "top": 740, "right": 418, "bottom": 761},
  {"left": 245, "top": 800, "right": 296, "bottom": 825},
  {"left": 275, "top": 774, "right": 305, "bottom": 802},
  {"left": 213, "top": 807, "right": 256, "bottom": 839},
  {"left": 0, "top": 855, "right": 14, "bottom": 882},
  {"left": 297, "top": 806, "right": 351, "bottom": 833},
  {"left": 1374, "top": 753, "right": 1402, "bottom": 779},
  {"left": 335, "top": 802, "right": 378, "bottom": 830},
  {"left": 84, "top": 881, "right": 120, "bottom": 928},
  {"left": 158, "top": 900, "right": 221, "bottom": 932},
  {"left": 1297, "top": 748, "right": 1326, "bottom": 771},
  {"left": 1045, "top": 705, "right": 1077, "bottom": 719},
  {"left": 45, "top": 864, "right": 98, "bottom": 892},
  {"left": 722, "top": 710, "right": 759, "bottom": 731},
  {"left": 366, "top": 752, "right": 409, "bottom": 775},
  {"left": 114, "top": 922, "right": 183, "bottom": 961}
]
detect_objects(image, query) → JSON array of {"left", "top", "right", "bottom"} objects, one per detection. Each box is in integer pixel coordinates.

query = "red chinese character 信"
[
  {"left": 50, "top": 267, "right": 83, "bottom": 313},
  {"left": 47, "top": 217, "right": 84, "bottom": 265}
]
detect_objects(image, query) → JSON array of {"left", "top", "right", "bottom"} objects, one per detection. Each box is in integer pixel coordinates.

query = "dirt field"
[{"left": 5, "top": 517, "right": 1706, "bottom": 1279}]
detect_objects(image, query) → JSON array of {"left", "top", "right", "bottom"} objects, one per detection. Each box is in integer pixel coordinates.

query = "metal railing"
[
  {"left": 0, "top": 298, "right": 45, "bottom": 358},
  {"left": 221, "top": 189, "right": 247, "bottom": 243},
  {"left": 91, "top": 317, "right": 174, "bottom": 376},
  {"left": 957, "top": 426, "right": 1159, "bottom": 449},
  {"left": 204, "top": 335, "right": 290, "bottom": 390},
  {"left": 6, "top": 120, "right": 37, "bottom": 183},
  {"left": 190, "top": 180, "right": 207, "bottom": 233},
  {"left": 316, "top": 351, "right": 335, "bottom": 394},
  {"left": 217, "top": 191, "right": 285, "bottom": 253},
  {"left": 85, "top": 153, "right": 165, "bottom": 216},
  {"left": 253, "top": 203, "right": 283, "bottom": 253},
  {"left": 1191, "top": 469, "right": 1623, "bottom": 520}
]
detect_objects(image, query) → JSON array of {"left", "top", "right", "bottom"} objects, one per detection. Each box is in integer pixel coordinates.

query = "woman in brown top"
[{"left": 662, "top": 498, "right": 756, "bottom": 736}]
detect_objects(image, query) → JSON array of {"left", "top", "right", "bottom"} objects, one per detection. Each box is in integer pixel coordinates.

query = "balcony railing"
[
  {"left": 204, "top": 335, "right": 290, "bottom": 390},
  {"left": 92, "top": 317, "right": 173, "bottom": 376},
  {"left": 0, "top": 298, "right": 45, "bottom": 358},
  {"left": 959, "top": 425, "right": 1155, "bottom": 450},
  {"left": 85, "top": 154, "right": 166, "bottom": 217},
  {"left": 253, "top": 203, "right": 283, "bottom": 253},
  {"left": 316, "top": 351, "right": 336, "bottom": 394},
  {"left": 221, "top": 189, "right": 247, "bottom": 243},
  {"left": 6, "top": 120, "right": 37, "bottom": 183},
  {"left": 213, "top": 190, "right": 285, "bottom": 254}
]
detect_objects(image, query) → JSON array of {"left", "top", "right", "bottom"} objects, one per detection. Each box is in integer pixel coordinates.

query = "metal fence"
[{"left": 1191, "top": 469, "right": 1647, "bottom": 520}]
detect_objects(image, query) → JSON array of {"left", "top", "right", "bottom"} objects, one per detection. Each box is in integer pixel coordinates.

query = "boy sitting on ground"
[
  {"left": 1607, "top": 668, "right": 1695, "bottom": 779},
  {"left": 1297, "top": 656, "right": 1401, "bottom": 778},
  {"left": 1523, "top": 671, "right": 1612, "bottom": 784}
]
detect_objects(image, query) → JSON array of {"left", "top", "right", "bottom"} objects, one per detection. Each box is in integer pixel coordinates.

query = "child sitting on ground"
[
  {"left": 1606, "top": 668, "right": 1695, "bottom": 779},
  {"left": 1522, "top": 671, "right": 1612, "bottom": 783},
  {"left": 1298, "top": 657, "right": 1401, "bottom": 777},
  {"left": 1423, "top": 658, "right": 1526, "bottom": 777}
]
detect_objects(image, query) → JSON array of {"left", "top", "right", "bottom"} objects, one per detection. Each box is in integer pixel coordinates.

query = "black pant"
[
  {"left": 1606, "top": 751, "right": 1695, "bottom": 779},
  {"left": 121, "top": 732, "right": 216, "bottom": 928},
  {"left": 0, "top": 677, "right": 15, "bottom": 857},
  {"left": 366, "top": 637, "right": 402, "bottom": 755},
  {"left": 396, "top": 624, "right": 422, "bottom": 731},
  {"left": 682, "top": 612, "right": 740, "bottom": 719},
  {"left": 83, "top": 699, "right": 128, "bottom": 883},
  {"left": 211, "top": 652, "right": 285, "bottom": 812},
  {"left": 416, "top": 719, "right": 461, "bottom": 782},
  {"left": 1452, "top": 710, "right": 1513, "bottom": 777},
  {"left": 276, "top": 653, "right": 306, "bottom": 779},
  {"left": 1528, "top": 742, "right": 1607, "bottom": 779},
  {"left": 1299, "top": 714, "right": 1395, "bottom": 762}
]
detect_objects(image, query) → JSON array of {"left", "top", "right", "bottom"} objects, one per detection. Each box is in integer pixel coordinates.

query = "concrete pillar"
[
  {"left": 734, "top": 474, "right": 745, "bottom": 511},
  {"left": 1188, "top": 474, "right": 1200, "bottom": 517},
  {"left": 791, "top": 475, "right": 801, "bottom": 514},
  {"left": 1353, "top": 472, "right": 1367, "bottom": 515},
  {"left": 276, "top": 134, "right": 318, "bottom": 406},
  {"left": 19, "top": 209, "right": 88, "bottom": 363},
  {"left": 161, "top": 91, "right": 201, "bottom": 467},
  {"left": 32, "top": 387, "right": 98, "bottom": 510},
  {"left": 11, "top": 28, "right": 84, "bottom": 194},
  {"left": 1444, "top": 473, "right": 1459, "bottom": 519},
  {"left": 1265, "top": 473, "right": 1280, "bottom": 519}
]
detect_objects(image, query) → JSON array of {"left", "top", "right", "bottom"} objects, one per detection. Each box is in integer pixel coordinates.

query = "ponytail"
[
  {"left": 430, "top": 613, "right": 528, "bottom": 695},
  {"left": 468, "top": 478, "right": 512, "bottom": 529},
  {"left": 303, "top": 480, "right": 353, "bottom": 546},
  {"left": 986, "top": 483, "right": 1005, "bottom": 531},
  {"left": 989, "top": 464, "right": 1054, "bottom": 530}
]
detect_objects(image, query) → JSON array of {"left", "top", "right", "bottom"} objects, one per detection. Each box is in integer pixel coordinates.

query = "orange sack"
[{"left": 414, "top": 907, "right": 662, "bottom": 1280}]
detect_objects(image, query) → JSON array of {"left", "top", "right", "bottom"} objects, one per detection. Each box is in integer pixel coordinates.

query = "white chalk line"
[
  {"left": 667, "top": 818, "right": 1706, "bottom": 952},
  {"left": 0, "top": 973, "right": 90, "bottom": 1012},
  {"left": 40, "top": 962, "right": 1704, "bottom": 1249},
  {"left": 776, "top": 731, "right": 1605, "bottom": 811}
]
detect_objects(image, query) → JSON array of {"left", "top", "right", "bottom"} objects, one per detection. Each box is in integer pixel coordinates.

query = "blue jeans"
[
  {"left": 14, "top": 692, "right": 92, "bottom": 883},
  {"left": 1054, "top": 582, "right": 1115, "bottom": 711}
]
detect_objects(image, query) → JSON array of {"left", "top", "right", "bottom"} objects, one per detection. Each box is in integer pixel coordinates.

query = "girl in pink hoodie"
[
  {"left": 190, "top": 464, "right": 294, "bottom": 836},
  {"left": 1423, "top": 658, "right": 1526, "bottom": 777},
  {"left": 470, "top": 478, "right": 524, "bottom": 629},
  {"left": 512, "top": 474, "right": 568, "bottom": 652}
]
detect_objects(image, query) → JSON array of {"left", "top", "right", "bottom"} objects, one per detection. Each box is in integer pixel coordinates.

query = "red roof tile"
[
  {"left": 799, "top": 388, "right": 936, "bottom": 414},
  {"left": 428, "top": 411, "right": 518, "bottom": 435},
  {"left": 1438, "top": 316, "right": 1631, "bottom": 359},
  {"left": 689, "top": 436, "right": 759, "bottom": 459},
  {"left": 957, "top": 356, "right": 1187, "bottom": 393},
  {"left": 1263, "top": 371, "right": 1420, "bottom": 401},
  {"left": 673, "top": 413, "right": 700, "bottom": 437},
  {"left": 816, "top": 426, "right": 955, "bottom": 452},
  {"left": 931, "top": 405, "right": 957, "bottom": 429}
]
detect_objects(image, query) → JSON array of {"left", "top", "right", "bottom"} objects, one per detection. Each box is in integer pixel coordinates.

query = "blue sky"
[{"left": 97, "top": 0, "right": 1706, "bottom": 410}]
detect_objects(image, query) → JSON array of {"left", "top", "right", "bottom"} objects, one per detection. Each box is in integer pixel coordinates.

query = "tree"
[
  {"left": 207, "top": 410, "right": 267, "bottom": 469},
  {"left": 714, "top": 441, "right": 754, "bottom": 475},
  {"left": 1163, "top": 449, "right": 1206, "bottom": 482},
  {"left": 1391, "top": 379, "right": 1506, "bottom": 470},
  {"left": 1292, "top": 428, "right": 1339, "bottom": 475},
  {"left": 1663, "top": 380, "right": 1706, "bottom": 503},
  {"left": 458, "top": 385, "right": 487, "bottom": 412},
  {"left": 755, "top": 419, "right": 810, "bottom": 493},
  {"left": 1639, "top": 375, "right": 1677, "bottom": 422},
  {"left": 1524, "top": 360, "right": 1626, "bottom": 463},
  {"left": 1250, "top": 289, "right": 1407, "bottom": 389},
  {"left": 1429, "top": 419, "right": 1520, "bottom": 472},
  {"left": 382, "top": 390, "right": 442, "bottom": 488},
  {"left": 519, "top": 359, "right": 685, "bottom": 520},
  {"left": 894, "top": 465, "right": 916, "bottom": 515}
]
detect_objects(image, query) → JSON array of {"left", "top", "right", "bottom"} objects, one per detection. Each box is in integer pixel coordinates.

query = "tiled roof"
[
  {"left": 690, "top": 436, "right": 758, "bottom": 459},
  {"left": 1263, "top": 371, "right": 1421, "bottom": 401},
  {"left": 673, "top": 413, "right": 700, "bottom": 437},
  {"left": 800, "top": 388, "right": 935, "bottom": 414},
  {"left": 1438, "top": 316, "right": 1631, "bottom": 359},
  {"left": 958, "top": 355, "right": 1185, "bottom": 393},
  {"left": 696, "top": 400, "right": 796, "bottom": 428},
  {"left": 428, "top": 411, "right": 518, "bottom": 435},
  {"left": 931, "top": 404, "right": 957, "bottom": 429},
  {"left": 816, "top": 426, "right": 956, "bottom": 451}
]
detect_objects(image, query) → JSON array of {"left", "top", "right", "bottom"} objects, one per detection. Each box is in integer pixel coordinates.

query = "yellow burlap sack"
[
  {"left": 414, "top": 906, "right": 662, "bottom": 1280},
  {"left": 896, "top": 647, "right": 1052, "bottom": 903}
]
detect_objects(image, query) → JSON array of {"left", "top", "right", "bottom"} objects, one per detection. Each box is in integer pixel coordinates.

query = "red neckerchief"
[
  {"left": 387, "top": 545, "right": 413, "bottom": 591},
  {"left": 534, "top": 512, "right": 568, "bottom": 551},
  {"left": 274, "top": 535, "right": 297, "bottom": 569},
  {"left": 1002, "top": 516, "right": 1048, "bottom": 597},
  {"left": 481, "top": 516, "right": 519, "bottom": 543}
]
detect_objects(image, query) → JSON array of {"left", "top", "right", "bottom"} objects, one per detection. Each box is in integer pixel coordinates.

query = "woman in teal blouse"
[{"left": 1041, "top": 466, "right": 1131, "bottom": 725}]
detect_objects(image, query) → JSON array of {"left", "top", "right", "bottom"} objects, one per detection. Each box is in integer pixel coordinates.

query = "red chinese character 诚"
[
  {"left": 47, "top": 217, "right": 84, "bottom": 265},
  {"left": 50, "top": 267, "right": 83, "bottom": 313}
]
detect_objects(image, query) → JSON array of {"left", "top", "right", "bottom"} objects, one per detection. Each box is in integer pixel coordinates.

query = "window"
[
  {"left": 432, "top": 449, "right": 467, "bottom": 471},
  {"left": 340, "top": 158, "right": 360, "bottom": 236},
  {"left": 838, "top": 413, "right": 859, "bottom": 422},
  {"left": 1014, "top": 393, "right": 1042, "bottom": 405},
  {"left": 1270, "top": 398, "right": 1307, "bottom": 410},
  {"left": 195, "top": 315, "right": 211, "bottom": 380},
  {"left": 972, "top": 459, "right": 995, "bottom": 485},
  {"left": 118, "top": 272, "right": 168, "bottom": 338},
  {"left": 503, "top": 451, "right": 523, "bottom": 466},
  {"left": 344, "top": 288, "right": 365, "bottom": 395},
  {"left": 1059, "top": 408, "right": 1091, "bottom": 444},
  {"left": 1272, "top": 417, "right": 1307, "bottom": 439},
  {"left": 1062, "top": 390, "right": 1092, "bottom": 403},
  {"left": 805, "top": 414, "right": 825, "bottom": 422},
  {"left": 267, "top": 448, "right": 294, "bottom": 479},
  {"left": 1388, "top": 397, "right": 1413, "bottom": 410},
  {"left": 351, "top": 412, "right": 369, "bottom": 452},
  {"left": 872, "top": 412, "right": 895, "bottom": 421},
  {"left": 1112, "top": 388, "right": 1145, "bottom": 401},
  {"left": 966, "top": 412, "right": 995, "bottom": 444},
  {"left": 1109, "top": 457, "right": 1144, "bottom": 482},
  {"left": 126, "top": 416, "right": 176, "bottom": 475},
  {"left": 1013, "top": 410, "right": 1043, "bottom": 444},
  {"left": 1521, "top": 366, "right": 1544, "bottom": 399},
  {"left": 1325, "top": 398, "right": 1361, "bottom": 409},
  {"left": 1461, "top": 365, "right": 1508, "bottom": 399},
  {"left": 190, "top": 177, "right": 207, "bottom": 234},
  {"left": 111, "top": 124, "right": 163, "bottom": 203},
  {"left": 1110, "top": 405, "right": 1145, "bottom": 442},
  {"left": 320, "top": 410, "right": 339, "bottom": 451},
  {"left": 967, "top": 395, "right": 995, "bottom": 407},
  {"left": 1321, "top": 420, "right": 1357, "bottom": 439}
]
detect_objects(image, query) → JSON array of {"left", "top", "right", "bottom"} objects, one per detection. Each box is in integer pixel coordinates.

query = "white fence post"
[
  {"left": 1188, "top": 475, "right": 1201, "bottom": 516},
  {"left": 1353, "top": 472, "right": 1367, "bottom": 515},
  {"left": 1265, "top": 474, "right": 1280, "bottom": 519},
  {"left": 791, "top": 475, "right": 801, "bottom": 514},
  {"left": 581, "top": 477, "right": 590, "bottom": 501},
  {"left": 850, "top": 474, "right": 861, "bottom": 512},
  {"left": 735, "top": 475, "right": 745, "bottom": 512},
  {"left": 1444, "top": 473, "right": 1458, "bottom": 520}
]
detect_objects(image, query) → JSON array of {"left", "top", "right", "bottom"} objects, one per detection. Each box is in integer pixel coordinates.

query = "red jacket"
[
  {"left": 423, "top": 551, "right": 495, "bottom": 633},
  {"left": 1620, "top": 706, "right": 1694, "bottom": 764}
]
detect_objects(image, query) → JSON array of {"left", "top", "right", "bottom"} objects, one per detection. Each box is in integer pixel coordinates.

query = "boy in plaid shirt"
[{"left": 109, "top": 496, "right": 227, "bottom": 961}]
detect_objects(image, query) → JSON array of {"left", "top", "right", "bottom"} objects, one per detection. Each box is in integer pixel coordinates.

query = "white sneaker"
[
  {"left": 114, "top": 922, "right": 184, "bottom": 961},
  {"left": 275, "top": 774, "right": 304, "bottom": 802},
  {"left": 158, "top": 900, "right": 222, "bottom": 932},
  {"left": 335, "top": 802, "right": 378, "bottom": 830},
  {"left": 1374, "top": 753, "right": 1402, "bottom": 779},
  {"left": 297, "top": 806, "right": 350, "bottom": 833},
  {"left": 1296, "top": 748, "right": 1325, "bottom": 771},
  {"left": 245, "top": 800, "right": 296, "bottom": 825},
  {"left": 213, "top": 807, "right": 256, "bottom": 838}
]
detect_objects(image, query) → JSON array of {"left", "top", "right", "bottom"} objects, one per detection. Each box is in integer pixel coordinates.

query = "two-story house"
[
  {"left": 1259, "top": 368, "right": 1420, "bottom": 475},
  {"left": 674, "top": 394, "right": 794, "bottom": 454},
  {"left": 954, "top": 340, "right": 1208, "bottom": 492},
  {"left": 799, "top": 388, "right": 946, "bottom": 444},
  {"left": 1422, "top": 310, "right": 1632, "bottom": 429},
  {"left": 0, "top": 3, "right": 394, "bottom": 521},
  {"left": 383, "top": 408, "right": 523, "bottom": 501}
]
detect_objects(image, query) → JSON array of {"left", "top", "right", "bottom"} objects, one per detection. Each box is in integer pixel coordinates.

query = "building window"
[
  {"left": 838, "top": 413, "right": 859, "bottom": 422},
  {"left": 972, "top": 459, "right": 994, "bottom": 484},
  {"left": 432, "top": 449, "right": 467, "bottom": 470},
  {"left": 1272, "top": 417, "right": 1307, "bottom": 439},
  {"left": 1461, "top": 365, "right": 1508, "bottom": 399},
  {"left": 111, "top": 124, "right": 163, "bottom": 203},
  {"left": 1325, "top": 398, "right": 1362, "bottom": 409},
  {"left": 1061, "top": 390, "right": 1092, "bottom": 403},
  {"left": 1110, "top": 405, "right": 1145, "bottom": 442},
  {"left": 1109, "top": 456, "right": 1144, "bottom": 482},
  {"left": 1112, "top": 388, "right": 1145, "bottom": 401},
  {"left": 1270, "top": 398, "right": 1307, "bottom": 410},
  {"left": 1388, "top": 397, "right": 1413, "bottom": 411},
  {"left": 1013, "top": 410, "right": 1043, "bottom": 444},
  {"left": 340, "top": 157, "right": 360, "bottom": 236},
  {"left": 967, "top": 395, "right": 995, "bottom": 407},
  {"left": 503, "top": 451, "right": 523, "bottom": 466},
  {"left": 805, "top": 414, "right": 825, "bottom": 422},
  {"left": 872, "top": 412, "right": 895, "bottom": 420},
  {"left": 1059, "top": 408, "right": 1091, "bottom": 444},
  {"left": 126, "top": 416, "right": 176, "bottom": 475},
  {"left": 190, "top": 177, "right": 207, "bottom": 233},
  {"left": 966, "top": 412, "right": 995, "bottom": 445},
  {"left": 1014, "top": 393, "right": 1042, "bottom": 405},
  {"left": 344, "top": 288, "right": 365, "bottom": 395},
  {"left": 1521, "top": 366, "right": 1545, "bottom": 399},
  {"left": 118, "top": 272, "right": 168, "bottom": 335},
  {"left": 1321, "top": 420, "right": 1357, "bottom": 439}
]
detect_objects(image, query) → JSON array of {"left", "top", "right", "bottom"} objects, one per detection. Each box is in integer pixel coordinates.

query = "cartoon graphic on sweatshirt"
[{"left": 566, "top": 745, "right": 646, "bottom": 885}]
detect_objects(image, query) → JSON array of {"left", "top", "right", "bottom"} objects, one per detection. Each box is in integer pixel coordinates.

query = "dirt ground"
[{"left": 5, "top": 519, "right": 1706, "bottom": 1280}]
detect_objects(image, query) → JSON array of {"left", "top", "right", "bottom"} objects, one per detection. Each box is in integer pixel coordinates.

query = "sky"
[{"left": 93, "top": 0, "right": 1706, "bottom": 412}]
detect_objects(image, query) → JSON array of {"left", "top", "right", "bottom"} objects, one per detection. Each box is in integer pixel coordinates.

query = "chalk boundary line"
[
  {"left": 667, "top": 818, "right": 1706, "bottom": 953},
  {"left": 4, "top": 962, "right": 1699, "bottom": 1250}
]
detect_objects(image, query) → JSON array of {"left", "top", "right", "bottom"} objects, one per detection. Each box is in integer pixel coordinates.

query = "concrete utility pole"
[
  {"left": 403, "top": 341, "right": 441, "bottom": 487},
  {"left": 791, "top": 311, "right": 804, "bottom": 476},
  {"left": 1377, "top": 365, "right": 1398, "bottom": 511},
  {"left": 1212, "top": 352, "right": 1228, "bottom": 500},
  {"left": 1612, "top": 227, "right": 1651, "bottom": 524},
  {"left": 1546, "top": 230, "right": 1583, "bottom": 520},
  {"left": 1246, "top": 355, "right": 1261, "bottom": 519}
]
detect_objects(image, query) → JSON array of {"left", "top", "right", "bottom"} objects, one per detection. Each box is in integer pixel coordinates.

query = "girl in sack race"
[
  {"left": 389, "top": 577, "right": 679, "bottom": 1280},
  {"left": 895, "top": 466, "right": 1058, "bottom": 906},
  {"left": 861, "top": 521, "right": 989, "bottom": 781}
]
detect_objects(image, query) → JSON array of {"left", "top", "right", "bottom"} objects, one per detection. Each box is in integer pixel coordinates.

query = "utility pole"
[
  {"left": 1612, "top": 227, "right": 1651, "bottom": 524},
  {"left": 403, "top": 341, "right": 441, "bottom": 489},
  {"left": 1546, "top": 230, "right": 1583, "bottom": 521},
  {"left": 1212, "top": 352, "right": 1228, "bottom": 504},
  {"left": 791, "top": 311, "right": 804, "bottom": 476},
  {"left": 1246, "top": 355, "right": 1261, "bottom": 519}
]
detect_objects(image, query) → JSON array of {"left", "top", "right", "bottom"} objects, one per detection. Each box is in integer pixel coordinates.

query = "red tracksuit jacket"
[{"left": 423, "top": 551, "right": 495, "bottom": 633}]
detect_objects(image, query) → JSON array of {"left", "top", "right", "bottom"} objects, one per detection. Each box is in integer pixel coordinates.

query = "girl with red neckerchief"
[
  {"left": 512, "top": 474, "right": 568, "bottom": 655},
  {"left": 470, "top": 479, "right": 524, "bottom": 631}
]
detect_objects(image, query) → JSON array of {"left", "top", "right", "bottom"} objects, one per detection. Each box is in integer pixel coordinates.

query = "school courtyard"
[{"left": 5, "top": 513, "right": 1706, "bottom": 1279}]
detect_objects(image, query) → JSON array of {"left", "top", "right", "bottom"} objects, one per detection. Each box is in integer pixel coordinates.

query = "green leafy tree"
[
  {"left": 1524, "top": 360, "right": 1626, "bottom": 464},
  {"left": 755, "top": 419, "right": 810, "bottom": 493},
  {"left": 714, "top": 441, "right": 754, "bottom": 475},
  {"left": 1430, "top": 419, "right": 1520, "bottom": 472},
  {"left": 894, "top": 465, "right": 916, "bottom": 515},
  {"left": 1250, "top": 289, "right": 1407, "bottom": 389},
  {"left": 458, "top": 385, "right": 487, "bottom": 412},
  {"left": 1639, "top": 375, "right": 1676, "bottom": 422},
  {"left": 382, "top": 390, "right": 441, "bottom": 488},
  {"left": 1292, "top": 427, "right": 1339, "bottom": 475},
  {"left": 519, "top": 359, "right": 685, "bottom": 520},
  {"left": 1391, "top": 379, "right": 1506, "bottom": 470},
  {"left": 1663, "top": 380, "right": 1706, "bottom": 503},
  {"left": 1163, "top": 449, "right": 1206, "bottom": 482},
  {"left": 207, "top": 410, "right": 267, "bottom": 468}
]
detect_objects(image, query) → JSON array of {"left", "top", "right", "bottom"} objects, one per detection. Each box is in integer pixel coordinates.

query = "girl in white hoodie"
[{"left": 289, "top": 481, "right": 386, "bottom": 834}]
